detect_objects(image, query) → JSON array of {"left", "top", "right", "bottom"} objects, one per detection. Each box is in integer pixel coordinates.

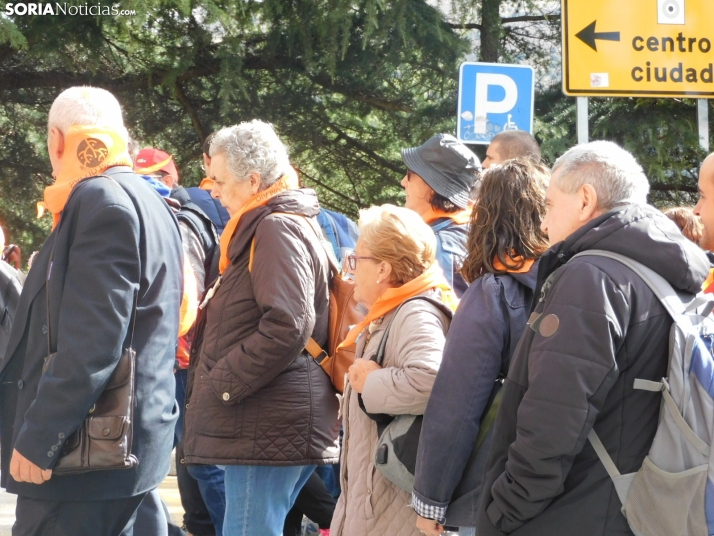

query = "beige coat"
[{"left": 331, "top": 291, "right": 451, "bottom": 536}]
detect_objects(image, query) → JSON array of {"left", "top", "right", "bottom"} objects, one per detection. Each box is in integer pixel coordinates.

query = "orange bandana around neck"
[
  {"left": 704, "top": 268, "right": 714, "bottom": 294},
  {"left": 218, "top": 174, "right": 300, "bottom": 273},
  {"left": 422, "top": 207, "right": 472, "bottom": 225},
  {"left": 39, "top": 125, "right": 133, "bottom": 229},
  {"left": 337, "top": 262, "right": 458, "bottom": 352},
  {"left": 492, "top": 254, "right": 536, "bottom": 274},
  {"left": 199, "top": 177, "right": 215, "bottom": 190}
]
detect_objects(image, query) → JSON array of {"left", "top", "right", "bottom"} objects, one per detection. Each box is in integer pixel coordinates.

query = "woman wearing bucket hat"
[{"left": 401, "top": 134, "right": 481, "bottom": 297}]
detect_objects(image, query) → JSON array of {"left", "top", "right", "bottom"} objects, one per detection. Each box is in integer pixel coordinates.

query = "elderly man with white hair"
[
  {"left": 0, "top": 86, "right": 183, "bottom": 535},
  {"left": 181, "top": 120, "right": 339, "bottom": 536},
  {"left": 475, "top": 141, "right": 710, "bottom": 536}
]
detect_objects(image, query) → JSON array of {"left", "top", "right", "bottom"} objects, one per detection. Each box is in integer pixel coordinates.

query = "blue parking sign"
[{"left": 457, "top": 62, "right": 535, "bottom": 145}]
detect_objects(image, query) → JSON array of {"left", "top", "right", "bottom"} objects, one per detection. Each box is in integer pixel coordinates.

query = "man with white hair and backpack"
[
  {"left": 477, "top": 141, "right": 713, "bottom": 536},
  {"left": 0, "top": 86, "right": 183, "bottom": 535}
]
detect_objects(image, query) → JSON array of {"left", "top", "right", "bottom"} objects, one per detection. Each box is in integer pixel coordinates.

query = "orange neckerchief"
[
  {"left": 219, "top": 174, "right": 299, "bottom": 273},
  {"left": 422, "top": 207, "right": 472, "bottom": 225},
  {"left": 704, "top": 268, "right": 714, "bottom": 294},
  {"left": 337, "top": 262, "right": 458, "bottom": 352},
  {"left": 199, "top": 177, "right": 215, "bottom": 190},
  {"left": 492, "top": 255, "right": 536, "bottom": 274},
  {"left": 38, "top": 125, "right": 133, "bottom": 229}
]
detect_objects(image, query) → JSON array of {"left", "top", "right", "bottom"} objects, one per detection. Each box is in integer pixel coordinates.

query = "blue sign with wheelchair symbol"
[{"left": 457, "top": 62, "right": 535, "bottom": 145}]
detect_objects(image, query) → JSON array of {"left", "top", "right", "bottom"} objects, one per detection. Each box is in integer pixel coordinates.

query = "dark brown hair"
[
  {"left": 461, "top": 158, "right": 550, "bottom": 283},
  {"left": 663, "top": 206, "right": 703, "bottom": 245}
]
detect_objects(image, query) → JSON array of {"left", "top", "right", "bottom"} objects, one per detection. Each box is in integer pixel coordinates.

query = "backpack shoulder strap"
[
  {"left": 373, "top": 296, "right": 453, "bottom": 366},
  {"left": 571, "top": 250, "right": 690, "bottom": 318}
]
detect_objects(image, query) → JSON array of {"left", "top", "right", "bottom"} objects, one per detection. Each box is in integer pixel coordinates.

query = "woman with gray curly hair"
[{"left": 182, "top": 120, "right": 340, "bottom": 536}]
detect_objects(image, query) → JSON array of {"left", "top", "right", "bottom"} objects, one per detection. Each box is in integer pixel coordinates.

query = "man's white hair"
[
  {"left": 552, "top": 141, "right": 650, "bottom": 210},
  {"left": 210, "top": 120, "right": 290, "bottom": 189},
  {"left": 48, "top": 86, "right": 127, "bottom": 140}
]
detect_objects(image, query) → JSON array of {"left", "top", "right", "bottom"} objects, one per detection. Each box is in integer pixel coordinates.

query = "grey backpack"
[
  {"left": 572, "top": 250, "right": 714, "bottom": 536},
  {"left": 358, "top": 296, "right": 453, "bottom": 492}
]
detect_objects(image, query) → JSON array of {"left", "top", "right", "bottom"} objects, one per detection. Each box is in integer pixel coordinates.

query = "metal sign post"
[
  {"left": 577, "top": 97, "right": 589, "bottom": 144},
  {"left": 698, "top": 99, "right": 710, "bottom": 153}
]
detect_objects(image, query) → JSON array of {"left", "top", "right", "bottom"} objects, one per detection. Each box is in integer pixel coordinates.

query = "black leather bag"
[{"left": 44, "top": 176, "right": 139, "bottom": 475}]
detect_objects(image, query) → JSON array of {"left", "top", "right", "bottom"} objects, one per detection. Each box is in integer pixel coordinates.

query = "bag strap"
[
  {"left": 570, "top": 250, "right": 707, "bottom": 319},
  {"left": 372, "top": 296, "right": 453, "bottom": 367},
  {"left": 358, "top": 295, "right": 453, "bottom": 426}
]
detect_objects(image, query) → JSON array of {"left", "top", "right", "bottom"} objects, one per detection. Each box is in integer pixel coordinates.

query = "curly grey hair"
[
  {"left": 552, "top": 141, "right": 649, "bottom": 210},
  {"left": 209, "top": 120, "right": 290, "bottom": 190}
]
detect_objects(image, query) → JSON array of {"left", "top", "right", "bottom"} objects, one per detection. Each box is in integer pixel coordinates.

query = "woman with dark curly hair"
[{"left": 412, "top": 159, "right": 550, "bottom": 536}]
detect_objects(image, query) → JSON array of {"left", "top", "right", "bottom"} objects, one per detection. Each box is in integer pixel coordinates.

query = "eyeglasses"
[{"left": 346, "top": 254, "right": 378, "bottom": 271}]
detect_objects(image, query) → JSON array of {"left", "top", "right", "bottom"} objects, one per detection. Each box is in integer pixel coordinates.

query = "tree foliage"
[
  {"left": 0, "top": 0, "right": 710, "bottom": 259},
  {"left": 0, "top": 0, "right": 468, "bottom": 254}
]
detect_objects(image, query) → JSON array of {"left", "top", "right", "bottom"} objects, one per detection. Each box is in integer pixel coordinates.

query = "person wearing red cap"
[
  {"left": 136, "top": 147, "right": 224, "bottom": 536},
  {"left": 135, "top": 148, "right": 180, "bottom": 188}
]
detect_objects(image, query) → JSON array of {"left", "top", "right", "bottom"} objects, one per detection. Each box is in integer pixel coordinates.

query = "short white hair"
[
  {"left": 48, "top": 87, "right": 127, "bottom": 141},
  {"left": 210, "top": 120, "right": 290, "bottom": 189},
  {"left": 553, "top": 141, "right": 650, "bottom": 210}
]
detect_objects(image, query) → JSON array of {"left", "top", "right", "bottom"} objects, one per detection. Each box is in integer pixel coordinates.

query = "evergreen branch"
[
  {"left": 447, "top": 12, "right": 561, "bottom": 31},
  {"left": 293, "top": 166, "right": 359, "bottom": 205},
  {"left": 174, "top": 81, "right": 206, "bottom": 143}
]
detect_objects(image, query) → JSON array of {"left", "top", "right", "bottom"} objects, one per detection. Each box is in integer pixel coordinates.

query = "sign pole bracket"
[
  {"left": 577, "top": 97, "right": 589, "bottom": 144},
  {"left": 698, "top": 99, "right": 709, "bottom": 153}
]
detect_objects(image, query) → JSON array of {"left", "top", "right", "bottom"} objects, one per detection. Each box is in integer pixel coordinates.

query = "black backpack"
[
  {"left": 170, "top": 187, "right": 221, "bottom": 287},
  {"left": 0, "top": 260, "right": 23, "bottom": 361}
]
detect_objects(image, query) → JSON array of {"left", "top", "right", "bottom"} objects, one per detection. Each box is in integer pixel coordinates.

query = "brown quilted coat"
[{"left": 182, "top": 189, "right": 340, "bottom": 466}]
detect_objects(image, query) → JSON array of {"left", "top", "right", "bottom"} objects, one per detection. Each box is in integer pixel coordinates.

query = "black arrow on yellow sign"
[{"left": 576, "top": 21, "right": 621, "bottom": 51}]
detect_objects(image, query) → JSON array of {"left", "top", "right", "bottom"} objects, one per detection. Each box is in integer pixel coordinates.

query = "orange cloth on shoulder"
[
  {"left": 38, "top": 125, "right": 133, "bottom": 229},
  {"left": 337, "top": 262, "right": 458, "bottom": 352},
  {"left": 492, "top": 255, "right": 536, "bottom": 274},
  {"left": 218, "top": 174, "right": 299, "bottom": 274},
  {"left": 421, "top": 207, "right": 472, "bottom": 225},
  {"left": 703, "top": 268, "right": 714, "bottom": 294}
]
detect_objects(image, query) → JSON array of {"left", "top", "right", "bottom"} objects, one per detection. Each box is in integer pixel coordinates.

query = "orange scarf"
[
  {"left": 337, "top": 262, "right": 458, "bottom": 352},
  {"left": 219, "top": 174, "right": 299, "bottom": 273},
  {"left": 422, "top": 207, "right": 472, "bottom": 225},
  {"left": 199, "top": 177, "right": 215, "bottom": 190},
  {"left": 492, "top": 254, "right": 536, "bottom": 274},
  {"left": 38, "top": 125, "right": 133, "bottom": 229},
  {"left": 704, "top": 268, "right": 714, "bottom": 294}
]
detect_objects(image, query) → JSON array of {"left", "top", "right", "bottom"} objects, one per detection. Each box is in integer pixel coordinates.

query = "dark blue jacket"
[
  {"left": 413, "top": 262, "right": 538, "bottom": 527},
  {"left": 430, "top": 219, "right": 469, "bottom": 297},
  {"left": 0, "top": 166, "right": 182, "bottom": 501},
  {"left": 186, "top": 186, "right": 230, "bottom": 235},
  {"left": 316, "top": 209, "right": 359, "bottom": 264}
]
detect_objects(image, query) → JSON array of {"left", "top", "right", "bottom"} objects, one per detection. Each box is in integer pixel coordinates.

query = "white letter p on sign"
[{"left": 474, "top": 74, "right": 518, "bottom": 134}]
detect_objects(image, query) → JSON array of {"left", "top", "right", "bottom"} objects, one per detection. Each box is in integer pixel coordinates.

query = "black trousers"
[
  {"left": 176, "top": 441, "right": 215, "bottom": 535},
  {"left": 13, "top": 493, "right": 147, "bottom": 536},
  {"left": 283, "top": 471, "right": 337, "bottom": 536}
]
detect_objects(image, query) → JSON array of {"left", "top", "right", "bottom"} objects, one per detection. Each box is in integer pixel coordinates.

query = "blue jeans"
[
  {"left": 188, "top": 464, "right": 226, "bottom": 536},
  {"left": 223, "top": 465, "right": 316, "bottom": 536}
]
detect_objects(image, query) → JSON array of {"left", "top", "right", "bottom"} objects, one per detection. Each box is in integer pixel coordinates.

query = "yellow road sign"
[{"left": 562, "top": 0, "right": 714, "bottom": 97}]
